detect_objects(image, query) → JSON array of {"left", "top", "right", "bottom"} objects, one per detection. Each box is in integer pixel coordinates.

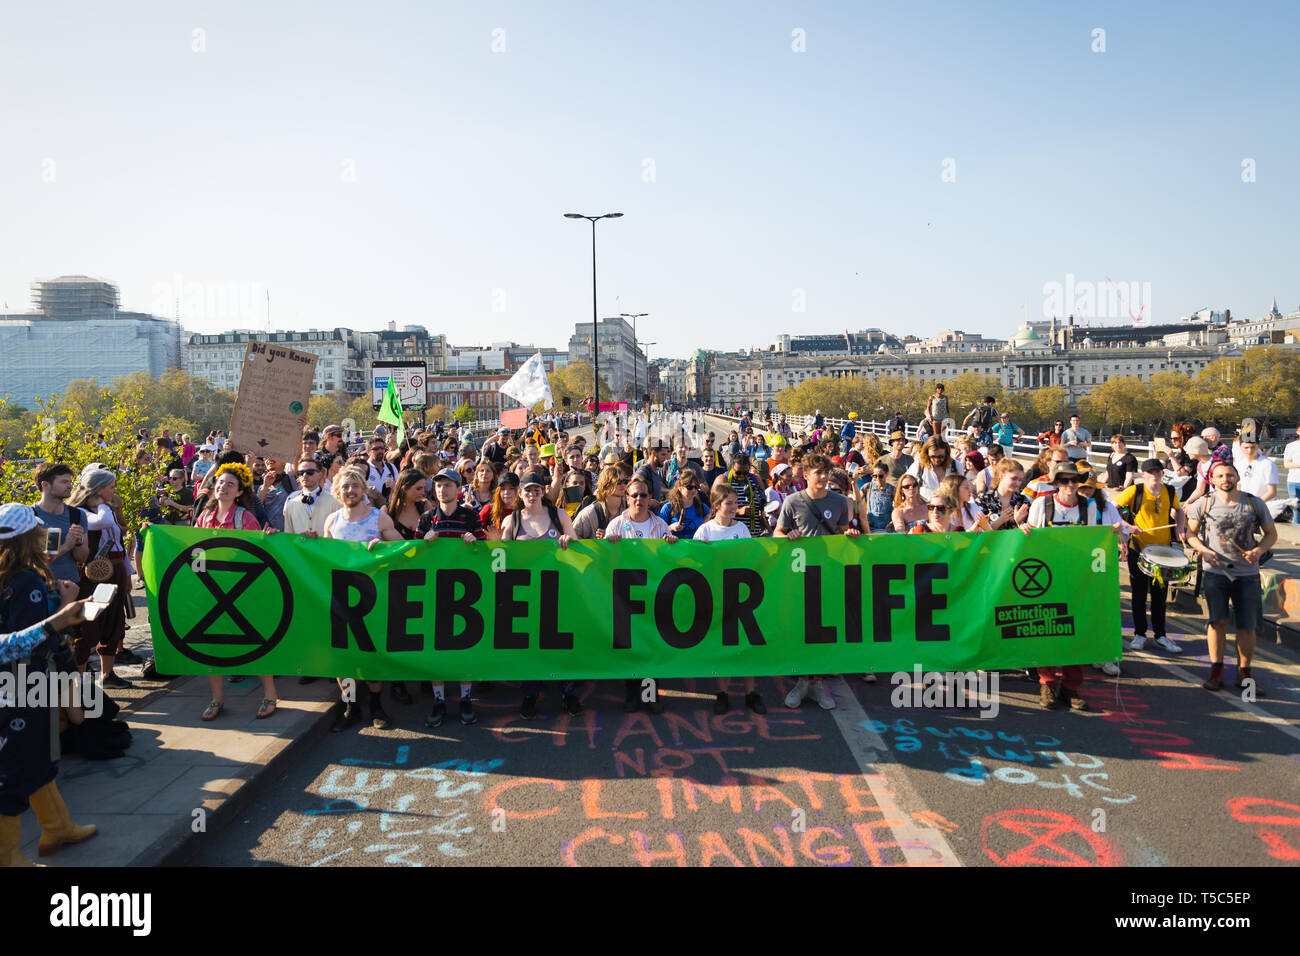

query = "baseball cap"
[
  {"left": 498, "top": 427, "right": 509, "bottom": 434},
  {"left": 1140, "top": 458, "right": 1164, "bottom": 473},
  {"left": 497, "top": 472, "right": 520, "bottom": 488},
  {"left": 433, "top": 468, "right": 462, "bottom": 485},
  {"left": 1183, "top": 437, "right": 1211, "bottom": 457},
  {"left": 522, "top": 469, "right": 550, "bottom": 489},
  {"left": 374, "top": 425, "right": 388, "bottom": 437},
  {"left": 0, "top": 503, "right": 41, "bottom": 540},
  {"left": 770, "top": 462, "right": 792, "bottom": 479}
]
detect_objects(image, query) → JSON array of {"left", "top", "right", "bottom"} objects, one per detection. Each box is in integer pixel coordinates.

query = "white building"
[
  {"left": 0, "top": 276, "right": 183, "bottom": 405},
  {"left": 188, "top": 328, "right": 355, "bottom": 396},
  {"left": 568, "top": 316, "right": 645, "bottom": 398}
]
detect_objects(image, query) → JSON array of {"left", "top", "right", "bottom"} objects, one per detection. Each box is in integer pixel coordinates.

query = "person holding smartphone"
[{"left": 0, "top": 503, "right": 99, "bottom": 866}]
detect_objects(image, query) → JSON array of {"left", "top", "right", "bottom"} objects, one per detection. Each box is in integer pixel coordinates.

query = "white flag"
[{"left": 500, "top": 351, "right": 553, "bottom": 410}]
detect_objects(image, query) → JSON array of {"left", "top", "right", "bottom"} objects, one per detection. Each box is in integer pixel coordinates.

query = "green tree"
[
  {"left": 1028, "top": 386, "right": 1070, "bottom": 431},
  {"left": 1080, "top": 376, "right": 1154, "bottom": 436},
  {"left": 453, "top": 402, "right": 473, "bottom": 423}
]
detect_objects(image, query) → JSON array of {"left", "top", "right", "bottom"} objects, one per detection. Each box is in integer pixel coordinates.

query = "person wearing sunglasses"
[
  {"left": 891, "top": 476, "right": 928, "bottom": 533},
  {"left": 283, "top": 457, "right": 343, "bottom": 536},
  {"left": 910, "top": 494, "right": 958, "bottom": 534},
  {"left": 606, "top": 476, "right": 678, "bottom": 714}
]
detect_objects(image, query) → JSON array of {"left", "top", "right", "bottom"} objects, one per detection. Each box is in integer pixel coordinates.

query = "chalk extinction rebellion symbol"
[
  {"left": 158, "top": 538, "right": 294, "bottom": 667},
  {"left": 1012, "top": 559, "right": 1052, "bottom": 599}
]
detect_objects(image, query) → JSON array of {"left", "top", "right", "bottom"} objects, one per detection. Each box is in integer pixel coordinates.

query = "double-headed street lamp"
[
  {"left": 565, "top": 212, "right": 622, "bottom": 423},
  {"left": 619, "top": 312, "right": 648, "bottom": 405}
]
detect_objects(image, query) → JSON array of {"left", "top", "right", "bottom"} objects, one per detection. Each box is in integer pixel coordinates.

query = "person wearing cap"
[
  {"left": 190, "top": 445, "right": 217, "bottom": 484},
  {"left": 480, "top": 471, "right": 522, "bottom": 539},
  {"left": 839, "top": 413, "right": 857, "bottom": 457},
  {"left": 0, "top": 502, "right": 101, "bottom": 866},
  {"left": 67, "top": 470, "right": 134, "bottom": 689},
  {"left": 764, "top": 462, "right": 795, "bottom": 531},
  {"left": 1024, "top": 463, "right": 1125, "bottom": 709},
  {"left": 1113, "top": 459, "right": 1186, "bottom": 657},
  {"left": 499, "top": 471, "right": 582, "bottom": 720},
  {"left": 418, "top": 466, "right": 485, "bottom": 728},
  {"left": 482, "top": 427, "right": 510, "bottom": 465},
  {"left": 880, "top": 431, "right": 914, "bottom": 482}
]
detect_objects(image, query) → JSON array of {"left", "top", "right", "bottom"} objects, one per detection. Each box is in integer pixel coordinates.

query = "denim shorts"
[{"left": 1202, "top": 572, "right": 1263, "bottom": 630}]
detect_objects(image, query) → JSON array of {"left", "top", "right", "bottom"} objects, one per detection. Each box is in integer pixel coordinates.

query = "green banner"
[{"left": 144, "top": 525, "right": 1121, "bottom": 680}]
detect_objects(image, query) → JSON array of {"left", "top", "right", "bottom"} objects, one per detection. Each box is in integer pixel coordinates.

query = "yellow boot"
[
  {"left": 0, "top": 813, "right": 43, "bottom": 867},
  {"left": 29, "top": 781, "right": 98, "bottom": 857}
]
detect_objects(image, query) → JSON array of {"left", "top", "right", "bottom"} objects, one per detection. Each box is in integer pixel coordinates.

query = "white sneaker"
[
  {"left": 1154, "top": 636, "right": 1183, "bottom": 654},
  {"left": 811, "top": 678, "right": 836, "bottom": 710},
  {"left": 784, "top": 678, "right": 810, "bottom": 709},
  {"left": 1094, "top": 661, "right": 1121, "bottom": 676},
  {"left": 1128, "top": 635, "right": 1148, "bottom": 651}
]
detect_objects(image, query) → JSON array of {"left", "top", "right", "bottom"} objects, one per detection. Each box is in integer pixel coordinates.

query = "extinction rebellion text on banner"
[{"left": 144, "top": 526, "right": 1121, "bottom": 681}]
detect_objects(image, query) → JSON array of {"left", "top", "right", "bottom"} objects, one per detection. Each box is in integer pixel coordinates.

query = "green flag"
[{"left": 377, "top": 375, "right": 405, "bottom": 444}]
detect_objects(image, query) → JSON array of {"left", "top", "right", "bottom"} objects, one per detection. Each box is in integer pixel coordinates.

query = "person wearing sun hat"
[
  {"left": 0, "top": 502, "right": 100, "bottom": 866},
  {"left": 67, "top": 469, "right": 134, "bottom": 688}
]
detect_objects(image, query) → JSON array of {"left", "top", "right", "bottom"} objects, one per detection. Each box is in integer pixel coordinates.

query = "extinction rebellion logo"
[
  {"left": 157, "top": 537, "right": 294, "bottom": 666},
  {"left": 994, "top": 559, "right": 1075, "bottom": 638}
]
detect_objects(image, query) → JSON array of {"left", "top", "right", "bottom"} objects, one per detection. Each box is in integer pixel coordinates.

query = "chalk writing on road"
[
  {"left": 981, "top": 808, "right": 1121, "bottom": 867},
  {"left": 1225, "top": 797, "right": 1300, "bottom": 862}
]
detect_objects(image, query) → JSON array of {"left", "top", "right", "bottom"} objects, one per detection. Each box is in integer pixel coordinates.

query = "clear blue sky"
[{"left": 2, "top": 1, "right": 1295, "bottom": 360}]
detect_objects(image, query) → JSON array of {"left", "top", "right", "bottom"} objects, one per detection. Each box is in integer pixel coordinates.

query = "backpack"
[
  {"left": 972, "top": 404, "right": 994, "bottom": 430},
  {"left": 502, "top": 503, "right": 563, "bottom": 541},
  {"left": 1042, "top": 494, "right": 1101, "bottom": 526},
  {"left": 1124, "top": 481, "right": 1171, "bottom": 524}
]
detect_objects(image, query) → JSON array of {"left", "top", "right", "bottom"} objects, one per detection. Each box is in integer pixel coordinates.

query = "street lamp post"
[
  {"left": 641, "top": 341, "right": 657, "bottom": 408},
  {"left": 565, "top": 213, "right": 622, "bottom": 425},
  {"left": 620, "top": 312, "right": 648, "bottom": 408}
]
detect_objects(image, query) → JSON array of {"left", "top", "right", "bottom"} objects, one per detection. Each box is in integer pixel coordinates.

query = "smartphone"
[
  {"left": 46, "top": 528, "right": 61, "bottom": 552},
  {"left": 564, "top": 486, "right": 583, "bottom": 504},
  {"left": 92, "top": 583, "right": 118, "bottom": 604}
]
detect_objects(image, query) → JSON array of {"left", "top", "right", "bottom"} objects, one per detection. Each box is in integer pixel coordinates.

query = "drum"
[{"left": 1138, "top": 544, "right": 1191, "bottom": 586}]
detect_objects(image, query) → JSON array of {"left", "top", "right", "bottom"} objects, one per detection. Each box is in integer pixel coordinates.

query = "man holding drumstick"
[{"left": 1114, "top": 459, "right": 1186, "bottom": 655}]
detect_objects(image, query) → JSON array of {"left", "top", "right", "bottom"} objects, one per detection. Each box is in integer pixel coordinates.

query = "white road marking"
[{"left": 826, "top": 677, "right": 962, "bottom": 866}]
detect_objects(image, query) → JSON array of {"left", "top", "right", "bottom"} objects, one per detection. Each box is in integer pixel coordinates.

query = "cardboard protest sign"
[{"left": 229, "top": 341, "right": 317, "bottom": 462}]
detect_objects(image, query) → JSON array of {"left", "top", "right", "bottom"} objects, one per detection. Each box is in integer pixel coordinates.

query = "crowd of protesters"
[{"left": 2, "top": 401, "right": 1291, "bottom": 761}]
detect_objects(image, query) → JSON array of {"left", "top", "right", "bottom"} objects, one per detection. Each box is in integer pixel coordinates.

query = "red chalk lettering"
[
  {"left": 1143, "top": 750, "right": 1239, "bottom": 771},
  {"left": 699, "top": 830, "right": 746, "bottom": 867},
  {"left": 681, "top": 776, "right": 743, "bottom": 814},
  {"left": 483, "top": 777, "right": 564, "bottom": 819},
  {"left": 663, "top": 710, "right": 713, "bottom": 745},
  {"left": 581, "top": 779, "right": 648, "bottom": 820},
  {"left": 1226, "top": 797, "right": 1300, "bottom": 862},
  {"left": 562, "top": 826, "right": 623, "bottom": 866},
  {"left": 774, "top": 770, "right": 837, "bottom": 811},
  {"left": 612, "top": 712, "right": 665, "bottom": 750},
  {"left": 739, "top": 826, "right": 796, "bottom": 867},
  {"left": 630, "top": 830, "right": 688, "bottom": 866},
  {"left": 613, "top": 747, "right": 646, "bottom": 778},
  {"left": 749, "top": 780, "right": 801, "bottom": 813},
  {"left": 801, "top": 826, "right": 852, "bottom": 865},
  {"left": 852, "top": 819, "right": 913, "bottom": 866},
  {"left": 752, "top": 714, "right": 821, "bottom": 741},
  {"left": 655, "top": 776, "right": 675, "bottom": 820},
  {"left": 653, "top": 748, "right": 695, "bottom": 772}
]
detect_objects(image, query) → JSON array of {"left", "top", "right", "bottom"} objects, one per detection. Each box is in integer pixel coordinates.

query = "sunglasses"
[
  {"left": 299, "top": 468, "right": 319, "bottom": 475},
  {"left": 901, "top": 482, "right": 918, "bottom": 490},
  {"left": 1057, "top": 478, "right": 1081, "bottom": 485},
  {"left": 627, "top": 492, "right": 648, "bottom": 499},
  {"left": 928, "top": 505, "right": 948, "bottom": 512}
]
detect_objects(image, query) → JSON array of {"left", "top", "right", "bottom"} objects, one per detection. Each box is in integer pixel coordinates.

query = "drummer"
[{"left": 1113, "top": 459, "right": 1186, "bottom": 655}]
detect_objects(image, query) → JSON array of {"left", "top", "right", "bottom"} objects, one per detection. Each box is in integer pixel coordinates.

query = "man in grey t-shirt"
[
  {"left": 1061, "top": 414, "right": 1092, "bottom": 461},
  {"left": 773, "top": 453, "right": 861, "bottom": 712},
  {"left": 1187, "top": 461, "right": 1277, "bottom": 693}
]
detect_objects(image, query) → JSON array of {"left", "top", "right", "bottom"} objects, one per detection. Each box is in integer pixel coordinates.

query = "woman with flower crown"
[{"left": 194, "top": 463, "right": 278, "bottom": 721}]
